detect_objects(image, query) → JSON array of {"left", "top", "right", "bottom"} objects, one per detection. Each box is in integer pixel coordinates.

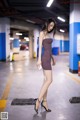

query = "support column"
[
  {"left": 29, "top": 31, "right": 33, "bottom": 59},
  {"left": 0, "top": 18, "right": 10, "bottom": 61},
  {"left": 33, "top": 29, "right": 39, "bottom": 58},
  {"left": 69, "top": 0, "right": 80, "bottom": 73},
  {"left": 13, "top": 31, "right": 20, "bottom": 53}
]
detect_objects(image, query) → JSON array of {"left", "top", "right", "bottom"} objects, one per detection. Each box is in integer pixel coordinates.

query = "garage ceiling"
[{"left": 0, "top": 0, "right": 70, "bottom": 32}]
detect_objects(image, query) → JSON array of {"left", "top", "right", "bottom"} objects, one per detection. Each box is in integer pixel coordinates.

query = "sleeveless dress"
[{"left": 41, "top": 38, "right": 53, "bottom": 70}]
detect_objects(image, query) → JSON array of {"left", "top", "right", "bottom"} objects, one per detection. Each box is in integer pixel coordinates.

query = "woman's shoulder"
[
  {"left": 39, "top": 31, "right": 45, "bottom": 38},
  {"left": 40, "top": 31, "right": 44, "bottom": 35}
]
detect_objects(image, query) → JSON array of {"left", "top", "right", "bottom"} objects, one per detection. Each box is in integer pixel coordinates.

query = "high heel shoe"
[
  {"left": 41, "top": 100, "right": 51, "bottom": 112},
  {"left": 34, "top": 98, "right": 40, "bottom": 114}
]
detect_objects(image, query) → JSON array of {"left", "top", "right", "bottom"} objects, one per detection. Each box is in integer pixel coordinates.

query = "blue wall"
[
  {"left": 52, "top": 40, "right": 69, "bottom": 54},
  {"left": 60, "top": 40, "right": 62, "bottom": 52},
  {"left": 64, "top": 41, "right": 69, "bottom": 52},
  {"left": 60, "top": 40, "right": 69, "bottom": 52},
  {"left": 0, "top": 33, "right": 6, "bottom": 60}
]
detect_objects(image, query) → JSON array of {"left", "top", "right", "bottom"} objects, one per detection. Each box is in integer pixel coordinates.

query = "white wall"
[{"left": 54, "top": 31, "right": 69, "bottom": 41}]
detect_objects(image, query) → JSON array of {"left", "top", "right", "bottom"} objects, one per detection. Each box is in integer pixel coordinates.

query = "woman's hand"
[
  {"left": 37, "top": 59, "right": 41, "bottom": 67},
  {"left": 51, "top": 55, "right": 56, "bottom": 66},
  {"left": 51, "top": 59, "right": 56, "bottom": 66},
  {"left": 53, "top": 59, "right": 56, "bottom": 65}
]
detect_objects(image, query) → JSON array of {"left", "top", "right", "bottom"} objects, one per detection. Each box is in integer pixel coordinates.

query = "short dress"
[{"left": 41, "top": 38, "right": 53, "bottom": 70}]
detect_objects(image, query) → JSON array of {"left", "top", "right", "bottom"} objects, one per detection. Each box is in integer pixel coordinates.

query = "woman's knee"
[
  {"left": 47, "top": 79, "right": 52, "bottom": 84},
  {"left": 43, "top": 76, "right": 46, "bottom": 82},
  {"left": 50, "top": 79, "right": 53, "bottom": 84}
]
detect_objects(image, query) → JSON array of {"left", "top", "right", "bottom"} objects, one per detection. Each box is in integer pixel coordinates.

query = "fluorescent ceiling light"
[
  {"left": 26, "top": 19, "right": 35, "bottom": 24},
  {"left": 16, "top": 33, "right": 22, "bottom": 36},
  {"left": 47, "top": 0, "right": 54, "bottom": 7},
  {"left": 19, "top": 39, "right": 21, "bottom": 42},
  {"left": 60, "top": 29, "right": 65, "bottom": 33},
  {"left": 24, "top": 37, "right": 29, "bottom": 41},
  {"left": 57, "top": 16, "right": 65, "bottom": 22},
  {"left": 10, "top": 37, "right": 14, "bottom": 40}
]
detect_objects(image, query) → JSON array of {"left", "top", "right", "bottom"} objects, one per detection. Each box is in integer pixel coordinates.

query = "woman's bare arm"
[
  {"left": 51, "top": 55, "right": 55, "bottom": 65},
  {"left": 38, "top": 32, "right": 43, "bottom": 61}
]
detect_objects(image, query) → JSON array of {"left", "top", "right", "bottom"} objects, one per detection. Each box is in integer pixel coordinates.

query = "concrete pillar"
[
  {"left": 29, "top": 31, "right": 33, "bottom": 59},
  {"left": 33, "top": 29, "right": 39, "bottom": 58},
  {"left": 13, "top": 31, "right": 20, "bottom": 53},
  {"left": 0, "top": 18, "right": 10, "bottom": 61},
  {"left": 69, "top": 0, "right": 80, "bottom": 73}
]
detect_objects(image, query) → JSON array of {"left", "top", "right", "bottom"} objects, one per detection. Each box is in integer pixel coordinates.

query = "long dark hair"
[{"left": 42, "top": 18, "right": 56, "bottom": 36}]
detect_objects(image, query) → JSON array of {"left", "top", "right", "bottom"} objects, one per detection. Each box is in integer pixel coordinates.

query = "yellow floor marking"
[
  {"left": 0, "top": 100, "right": 7, "bottom": 108},
  {"left": 64, "top": 71, "right": 80, "bottom": 84},
  {"left": 1, "top": 75, "right": 14, "bottom": 100},
  {"left": 0, "top": 73, "right": 13, "bottom": 112}
]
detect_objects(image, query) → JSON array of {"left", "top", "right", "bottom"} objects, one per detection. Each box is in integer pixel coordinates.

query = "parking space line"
[{"left": 64, "top": 71, "right": 80, "bottom": 84}]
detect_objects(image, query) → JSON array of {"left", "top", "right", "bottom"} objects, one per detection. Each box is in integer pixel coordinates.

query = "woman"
[{"left": 34, "top": 18, "right": 56, "bottom": 114}]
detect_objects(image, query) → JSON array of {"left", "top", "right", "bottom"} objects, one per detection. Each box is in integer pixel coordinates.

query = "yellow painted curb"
[{"left": 0, "top": 100, "right": 7, "bottom": 108}]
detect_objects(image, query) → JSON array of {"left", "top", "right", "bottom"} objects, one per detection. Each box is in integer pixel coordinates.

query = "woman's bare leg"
[
  {"left": 39, "top": 70, "right": 52, "bottom": 100},
  {"left": 36, "top": 70, "right": 52, "bottom": 109},
  {"left": 42, "top": 70, "right": 48, "bottom": 101}
]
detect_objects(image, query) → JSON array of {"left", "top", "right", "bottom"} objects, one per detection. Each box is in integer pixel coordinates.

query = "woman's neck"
[{"left": 42, "top": 31, "right": 53, "bottom": 39}]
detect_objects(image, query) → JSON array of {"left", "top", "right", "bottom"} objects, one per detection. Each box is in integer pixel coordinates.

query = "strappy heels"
[
  {"left": 41, "top": 100, "right": 51, "bottom": 112},
  {"left": 34, "top": 98, "right": 40, "bottom": 114}
]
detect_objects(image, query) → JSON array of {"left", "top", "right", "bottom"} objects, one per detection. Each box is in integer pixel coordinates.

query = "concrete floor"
[
  {"left": 0, "top": 53, "right": 80, "bottom": 120},
  {"left": 13, "top": 51, "right": 29, "bottom": 61}
]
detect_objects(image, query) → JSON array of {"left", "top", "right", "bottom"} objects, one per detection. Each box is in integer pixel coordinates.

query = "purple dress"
[{"left": 41, "top": 38, "right": 53, "bottom": 70}]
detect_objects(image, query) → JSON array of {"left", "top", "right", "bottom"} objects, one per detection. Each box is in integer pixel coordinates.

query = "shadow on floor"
[{"left": 33, "top": 111, "right": 48, "bottom": 120}]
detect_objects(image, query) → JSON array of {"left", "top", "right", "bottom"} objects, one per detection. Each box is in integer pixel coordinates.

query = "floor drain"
[
  {"left": 69, "top": 97, "right": 80, "bottom": 103},
  {"left": 11, "top": 98, "right": 37, "bottom": 105}
]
